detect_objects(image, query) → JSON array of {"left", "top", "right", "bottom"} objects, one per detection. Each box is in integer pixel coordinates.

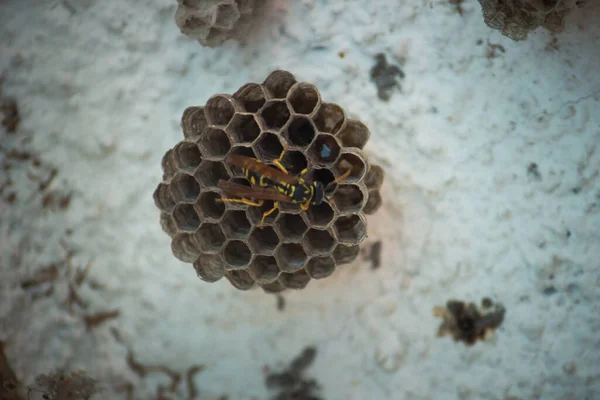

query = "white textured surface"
[{"left": 1, "top": 0, "right": 599, "bottom": 399}]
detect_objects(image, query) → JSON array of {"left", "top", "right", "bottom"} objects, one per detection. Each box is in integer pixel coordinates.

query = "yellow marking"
[
  {"left": 273, "top": 160, "right": 289, "bottom": 175},
  {"left": 259, "top": 175, "right": 266, "bottom": 186},
  {"left": 260, "top": 201, "right": 279, "bottom": 229},
  {"left": 250, "top": 176, "right": 256, "bottom": 185},
  {"left": 218, "top": 198, "right": 264, "bottom": 207}
]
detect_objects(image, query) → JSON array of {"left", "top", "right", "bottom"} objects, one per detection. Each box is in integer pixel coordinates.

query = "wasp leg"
[
  {"left": 334, "top": 168, "right": 352, "bottom": 183},
  {"left": 272, "top": 145, "right": 290, "bottom": 175},
  {"left": 300, "top": 202, "right": 310, "bottom": 211},
  {"left": 218, "top": 198, "right": 264, "bottom": 207},
  {"left": 260, "top": 201, "right": 279, "bottom": 229}
]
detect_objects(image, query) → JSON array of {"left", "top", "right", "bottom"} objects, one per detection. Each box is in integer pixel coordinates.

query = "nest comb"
[
  {"left": 175, "top": 0, "right": 268, "bottom": 47},
  {"left": 154, "top": 70, "right": 384, "bottom": 292},
  {"left": 478, "top": 0, "right": 589, "bottom": 40}
]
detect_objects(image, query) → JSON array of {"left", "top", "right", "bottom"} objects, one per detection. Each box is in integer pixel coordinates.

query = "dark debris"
[
  {"left": 31, "top": 369, "right": 101, "bottom": 400},
  {"left": 434, "top": 298, "right": 506, "bottom": 345},
  {"left": 368, "top": 241, "right": 382, "bottom": 270},
  {"left": 369, "top": 53, "right": 404, "bottom": 102},
  {"left": 276, "top": 294, "right": 286, "bottom": 311},
  {"left": 527, "top": 162, "right": 542, "bottom": 181},
  {"left": 1, "top": 97, "right": 20, "bottom": 133},
  {"left": 125, "top": 351, "right": 205, "bottom": 400},
  {"left": 266, "top": 347, "right": 322, "bottom": 400}
]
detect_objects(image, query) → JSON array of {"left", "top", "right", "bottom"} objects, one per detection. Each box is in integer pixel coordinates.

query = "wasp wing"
[
  {"left": 225, "top": 154, "right": 301, "bottom": 185},
  {"left": 218, "top": 180, "right": 292, "bottom": 202}
]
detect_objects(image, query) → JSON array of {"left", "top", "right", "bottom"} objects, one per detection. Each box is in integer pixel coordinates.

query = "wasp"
[{"left": 218, "top": 147, "right": 349, "bottom": 228}]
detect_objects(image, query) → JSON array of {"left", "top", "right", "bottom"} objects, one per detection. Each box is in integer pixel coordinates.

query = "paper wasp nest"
[
  {"left": 154, "top": 70, "right": 384, "bottom": 292},
  {"left": 478, "top": 0, "right": 589, "bottom": 40},
  {"left": 175, "top": 0, "right": 268, "bottom": 47}
]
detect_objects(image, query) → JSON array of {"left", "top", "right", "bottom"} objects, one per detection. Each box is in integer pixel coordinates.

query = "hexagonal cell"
[
  {"left": 228, "top": 145, "right": 256, "bottom": 160},
  {"left": 232, "top": 83, "right": 266, "bottom": 113},
  {"left": 175, "top": 8, "right": 211, "bottom": 41},
  {"left": 333, "top": 151, "right": 367, "bottom": 184},
  {"left": 277, "top": 202, "right": 301, "bottom": 214},
  {"left": 195, "top": 191, "right": 226, "bottom": 221},
  {"left": 306, "top": 202, "right": 335, "bottom": 229},
  {"left": 279, "top": 269, "right": 311, "bottom": 290},
  {"left": 226, "top": 113, "right": 261, "bottom": 144},
  {"left": 303, "top": 229, "right": 336, "bottom": 256},
  {"left": 154, "top": 183, "right": 176, "bottom": 212},
  {"left": 364, "top": 164, "right": 385, "bottom": 190},
  {"left": 275, "top": 243, "right": 308, "bottom": 273},
  {"left": 246, "top": 200, "right": 278, "bottom": 227},
  {"left": 212, "top": 3, "right": 240, "bottom": 30},
  {"left": 305, "top": 256, "right": 336, "bottom": 279},
  {"left": 173, "top": 141, "right": 202, "bottom": 172},
  {"left": 222, "top": 240, "right": 252, "bottom": 270},
  {"left": 181, "top": 106, "right": 207, "bottom": 138},
  {"left": 224, "top": 146, "right": 256, "bottom": 177},
  {"left": 172, "top": 203, "right": 201, "bottom": 232},
  {"left": 285, "top": 116, "right": 316, "bottom": 148},
  {"left": 249, "top": 226, "right": 279, "bottom": 255},
  {"left": 332, "top": 244, "right": 360, "bottom": 264},
  {"left": 262, "top": 70, "right": 297, "bottom": 99},
  {"left": 280, "top": 150, "right": 308, "bottom": 176},
  {"left": 198, "top": 127, "right": 231, "bottom": 158},
  {"left": 363, "top": 189, "right": 383, "bottom": 215},
  {"left": 260, "top": 282, "right": 286, "bottom": 293},
  {"left": 171, "top": 233, "right": 202, "bottom": 263},
  {"left": 334, "top": 215, "right": 367, "bottom": 245},
  {"left": 248, "top": 256, "right": 280, "bottom": 284},
  {"left": 193, "top": 254, "right": 225, "bottom": 283},
  {"left": 204, "top": 95, "right": 236, "bottom": 126},
  {"left": 337, "top": 119, "right": 370, "bottom": 149},
  {"left": 236, "top": 0, "right": 254, "bottom": 14},
  {"left": 161, "top": 149, "right": 177, "bottom": 180},
  {"left": 221, "top": 210, "right": 251, "bottom": 239},
  {"left": 193, "top": 223, "right": 226, "bottom": 254},
  {"left": 170, "top": 173, "right": 201, "bottom": 203},
  {"left": 258, "top": 101, "right": 290, "bottom": 131},
  {"left": 312, "top": 102, "right": 346, "bottom": 134},
  {"left": 332, "top": 184, "right": 366, "bottom": 214},
  {"left": 160, "top": 212, "right": 177, "bottom": 237},
  {"left": 225, "top": 269, "right": 255, "bottom": 290},
  {"left": 311, "top": 168, "right": 336, "bottom": 188},
  {"left": 307, "top": 134, "right": 341, "bottom": 166},
  {"left": 194, "top": 160, "right": 230, "bottom": 188},
  {"left": 287, "top": 82, "right": 320, "bottom": 115},
  {"left": 253, "top": 132, "right": 284, "bottom": 162},
  {"left": 275, "top": 214, "right": 308, "bottom": 242}
]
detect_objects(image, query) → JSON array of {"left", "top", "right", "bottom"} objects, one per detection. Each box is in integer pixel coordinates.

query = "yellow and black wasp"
[{"left": 218, "top": 147, "right": 349, "bottom": 228}]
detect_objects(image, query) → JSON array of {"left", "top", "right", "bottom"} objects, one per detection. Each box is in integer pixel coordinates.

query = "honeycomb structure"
[
  {"left": 154, "top": 70, "right": 385, "bottom": 292},
  {"left": 175, "top": 0, "right": 268, "bottom": 47},
  {"left": 478, "top": 0, "right": 589, "bottom": 41}
]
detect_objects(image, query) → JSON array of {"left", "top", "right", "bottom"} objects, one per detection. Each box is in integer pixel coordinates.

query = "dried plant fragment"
[
  {"left": 83, "top": 310, "right": 120, "bottom": 330},
  {"left": 32, "top": 369, "right": 101, "bottom": 400},
  {"left": 434, "top": 298, "right": 506, "bottom": 345},
  {"left": 0, "top": 342, "right": 23, "bottom": 400},
  {"left": 0, "top": 97, "right": 20, "bottom": 133}
]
